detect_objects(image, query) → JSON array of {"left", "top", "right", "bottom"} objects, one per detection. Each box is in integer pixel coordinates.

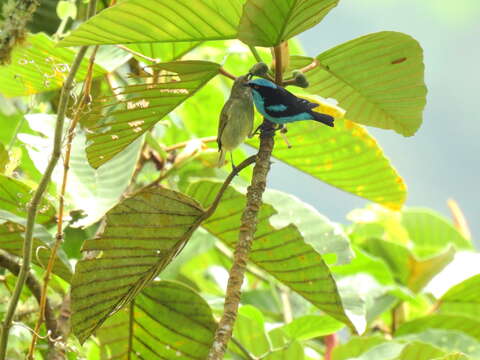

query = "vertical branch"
[
  {"left": 0, "top": 2, "right": 97, "bottom": 358},
  {"left": 207, "top": 43, "right": 285, "bottom": 360},
  {"left": 27, "top": 45, "right": 99, "bottom": 359},
  {"left": 324, "top": 333, "right": 339, "bottom": 360}
]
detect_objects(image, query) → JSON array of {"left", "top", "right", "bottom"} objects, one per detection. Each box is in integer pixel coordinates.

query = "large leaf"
[
  {"left": 333, "top": 335, "right": 386, "bottom": 360},
  {"left": 401, "top": 208, "right": 472, "bottom": 257},
  {"left": 0, "top": 211, "right": 72, "bottom": 282},
  {"left": 304, "top": 32, "right": 426, "bottom": 136},
  {"left": 276, "top": 314, "right": 345, "bottom": 341},
  {"left": 0, "top": 174, "right": 55, "bottom": 224},
  {"left": 231, "top": 305, "right": 270, "bottom": 357},
  {"left": 59, "top": 0, "right": 244, "bottom": 47},
  {"left": 238, "top": 0, "right": 338, "bottom": 46},
  {"left": 438, "top": 274, "right": 480, "bottom": 318},
  {"left": 188, "top": 181, "right": 365, "bottom": 333},
  {"left": 97, "top": 280, "right": 216, "bottom": 359},
  {"left": 82, "top": 60, "right": 220, "bottom": 168},
  {"left": 71, "top": 184, "right": 205, "bottom": 343},
  {"left": 126, "top": 42, "right": 201, "bottom": 63},
  {"left": 0, "top": 33, "right": 105, "bottom": 97},
  {"left": 19, "top": 114, "right": 142, "bottom": 227},
  {"left": 247, "top": 118, "right": 407, "bottom": 210}
]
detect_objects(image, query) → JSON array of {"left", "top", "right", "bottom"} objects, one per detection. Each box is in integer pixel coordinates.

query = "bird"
[
  {"left": 245, "top": 78, "right": 334, "bottom": 127},
  {"left": 217, "top": 75, "right": 254, "bottom": 168}
]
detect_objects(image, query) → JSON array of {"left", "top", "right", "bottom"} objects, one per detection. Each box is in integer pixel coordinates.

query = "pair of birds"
[{"left": 217, "top": 75, "right": 334, "bottom": 167}]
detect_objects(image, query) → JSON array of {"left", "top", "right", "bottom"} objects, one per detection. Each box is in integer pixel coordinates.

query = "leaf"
[
  {"left": 71, "top": 184, "right": 205, "bottom": 343},
  {"left": 97, "top": 280, "right": 216, "bottom": 359},
  {"left": 83, "top": 60, "right": 220, "bottom": 168},
  {"left": 434, "top": 353, "right": 471, "bottom": 360},
  {"left": 188, "top": 181, "right": 366, "bottom": 334},
  {"left": 396, "top": 315, "right": 480, "bottom": 343},
  {"left": 333, "top": 335, "right": 386, "bottom": 360},
  {"left": 438, "top": 274, "right": 480, "bottom": 318},
  {"left": 231, "top": 305, "right": 271, "bottom": 357},
  {"left": 238, "top": 0, "right": 338, "bottom": 46},
  {"left": 247, "top": 118, "right": 407, "bottom": 210},
  {"left": 19, "top": 114, "right": 142, "bottom": 227},
  {"left": 401, "top": 208, "right": 472, "bottom": 258},
  {"left": 0, "top": 33, "right": 105, "bottom": 98},
  {"left": 278, "top": 314, "right": 344, "bottom": 341},
  {"left": 363, "top": 238, "right": 455, "bottom": 293},
  {"left": 0, "top": 211, "right": 72, "bottom": 282},
  {"left": 59, "top": 0, "right": 244, "bottom": 47},
  {"left": 395, "top": 342, "right": 445, "bottom": 360},
  {"left": 264, "top": 340, "right": 304, "bottom": 360},
  {"left": 304, "top": 31, "right": 427, "bottom": 136},
  {"left": 0, "top": 174, "right": 55, "bottom": 224}
]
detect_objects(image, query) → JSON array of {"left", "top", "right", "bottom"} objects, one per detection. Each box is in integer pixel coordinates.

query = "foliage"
[{"left": 0, "top": 0, "right": 476, "bottom": 359}]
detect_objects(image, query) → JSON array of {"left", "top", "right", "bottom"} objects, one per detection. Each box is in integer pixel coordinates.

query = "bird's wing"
[
  {"left": 264, "top": 85, "right": 318, "bottom": 117},
  {"left": 217, "top": 103, "right": 231, "bottom": 150}
]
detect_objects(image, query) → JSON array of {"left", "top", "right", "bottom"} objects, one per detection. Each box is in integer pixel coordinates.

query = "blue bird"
[{"left": 245, "top": 78, "right": 334, "bottom": 127}]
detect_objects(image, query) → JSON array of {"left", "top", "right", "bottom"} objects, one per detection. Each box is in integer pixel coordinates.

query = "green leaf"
[
  {"left": 264, "top": 340, "right": 304, "bottom": 360},
  {"left": 0, "top": 33, "right": 105, "bottom": 98},
  {"left": 333, "top": 335, "right": 386, "bottom": 360},
  {"left": 0, "top": 211, "right": 72, "bottom": 282},
  {"left": 231, "top": 305, "right": 271, "bottom": 357},
  {"left": 438, "top": 274, "right": 480, "bottom": 318},
  {"left": 396, "top": 315, "right": 480, "bottom": 343},
  {"left": 238, "top": 0, "right": 338, "bottom": 47},
  {"left": 188, "top": 181, "right": 366, "bottom": 334},
  {"left": 363, "top": 238, "right": 455, "bottom": 293},
  {"left": 56, "top": 0, "right": 77, "bottom": 20},
  {"left": 247, "top": 118, "right": 407, "bottom": 210},
  {"left": 278, "top": 314, "right": 344, "bottom": 341},
  {"left": 71, "top": 184, "right": 205, "bottom": 343},
  {"left": 20, "top": 114, "right": 142, "bottom": 227},
  {"left": 434, "top": 353, "right": 471, "bottom": 360},
  {"left": 0, "top": 174, "right": 55, "bottom": 224},
  {"left": 97, "top": 280, "right": 216, "bottom": 359},
  {"left": 59, "top": 0, "right": 244, "bottom": 47},
  {"left": 83, "top": 60, "right": 220, "bottom": 168},
  {"left": 304, "top": 31, "right": 426, "bottom": 136},
  {"left": 401, "top": 208, "right": 472, "bottom": 257}
]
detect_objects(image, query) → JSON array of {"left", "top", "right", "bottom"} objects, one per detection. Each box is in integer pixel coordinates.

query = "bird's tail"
[
  {"left": 217, "top": 149, "right": 226, "bottom": 168},
  {"left": 310, "top": 111, "right": 335, "bottom": 127}
]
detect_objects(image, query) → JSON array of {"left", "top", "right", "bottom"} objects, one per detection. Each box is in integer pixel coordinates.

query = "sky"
[{"left": 266, "top": 0, "right": 480, "bottom": 243}]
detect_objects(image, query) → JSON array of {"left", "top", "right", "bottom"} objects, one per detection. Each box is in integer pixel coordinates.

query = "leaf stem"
[
  {"left": 324, "top": 333, "right": 339, "bottom": 360},
  {"left": 298, "top": 58, "right": 320, "bottom": 74},
  {"left": 231, "top": 336, "right": 255, "bottom": 360},
  {"left": 219, "top": 67, "right": 237, "bottom": 81},
  {"left": 249, "top": 45, "right": 263, "bottom": 63}
]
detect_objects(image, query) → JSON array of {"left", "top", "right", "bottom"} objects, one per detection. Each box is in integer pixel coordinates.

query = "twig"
[
  {"left": 164, "top": 136, "right": 218, "bottom": 152},
  {"left": 207, "top": 43, "right": 285, "bottom": 359},
  {"left": 0, "top": 251, "right": 60, "bottom": 357},
  {"left": 298, "top": 58, "right": 320, "bottom": 74},
  {"left": 0, "top": 2, "right": 97, "bottom": 358},
  {"left": 219, "top": 67, "right": 236, "bottom": 81},
  {"left": 27, "top": 45, "right": 99, "bottom": 359},
  {"left": 116, "top": 44, "right": 157, "bottom": 63},
  {"left": 279, "top": 287, "right": 292, "bottom": 323},
  {"left": 249, "top": 45, "right": 263, "bottom": 63},
  {"left": 231, "top": 337, "right": 256, "bottom": 360}
]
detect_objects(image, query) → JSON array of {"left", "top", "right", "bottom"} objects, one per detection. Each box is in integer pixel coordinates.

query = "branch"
[
  {"left": 298, "top": 58, "right": 320, "bottom": 74},
  {"left": 0, "top": 0, "right": 40, "bottom": 64},
  {"left": 324, "top": 333, "right": 338, "bottom": 360},
  {"left": 219, "top": 67, "right": 237, "bottom": 81},
  {"left": 207, "top": 43, "right": 286, "bottom": 359},
  {"left": 0, "top": 252, "right": 60, "bottom": 357},
  {"left": 249, "top": 45, "right": 263, "bottom": 63},
  {"left": 0, "top": 1, "right": 97, "bottom": 357}
]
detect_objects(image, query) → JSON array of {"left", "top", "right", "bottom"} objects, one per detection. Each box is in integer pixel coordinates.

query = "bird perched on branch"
[
  {"left": 217, "top": 75, "right": 254, "bottom": 168},
  {"left": 245, "top": 78, "right": 334, "bottom": 127}
]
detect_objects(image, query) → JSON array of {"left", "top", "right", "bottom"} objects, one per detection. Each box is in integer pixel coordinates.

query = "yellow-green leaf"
[
  {"left": 0, "top": 33, "right": 105, "bottom": 98},
  {"left": 59, "top": 0, "right": 244, "bottom": 47},
  {"left": 305, "top": 31, "right": 427, "bottom": 136},
  {"left": 71, "top": 184, "right": 205, "bottom": 343},
  {"left": 83, "top": 60, "right": 220, "bottom": 168},
  {"left": 238, "top": 0, "right": 338, "bottom": 47},
  {"left": 247, "top": 119, "right": 406, "bottom": 210}
]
